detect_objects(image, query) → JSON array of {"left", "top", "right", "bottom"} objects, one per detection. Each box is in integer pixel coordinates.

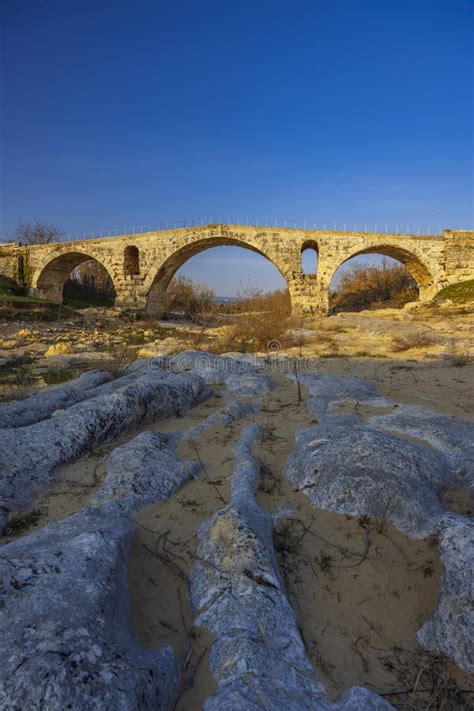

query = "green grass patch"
[
  {"left": 0, "top": 292, "right": 82, "bottom": 321},
  {"left": 63, "top": 296, "right": 115, "bottom": 309},
  {"left": 437, "top": 280, "right": 474, "bottom": 303},
  {"left": 5, "top": 509, "right": 42, "bottom": 536},
  {"left": 0, "top": 293, "right": 53, "bottom": 304}
]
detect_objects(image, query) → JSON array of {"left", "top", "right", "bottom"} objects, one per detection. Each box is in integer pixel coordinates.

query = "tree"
[{"left": 10, "top": 219, "right": 64, "bottom": 245}]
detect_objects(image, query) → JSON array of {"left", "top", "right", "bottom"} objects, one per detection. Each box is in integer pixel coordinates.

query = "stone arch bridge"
[{"left": 0, "top": 225, "right": 472, "bottom": 316}]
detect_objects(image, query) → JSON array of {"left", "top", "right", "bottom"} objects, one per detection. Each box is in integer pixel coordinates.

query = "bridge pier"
[
  {"left": 288, "top": 274, "right": 330, "bottom": 317},
  {"left": 113, "top": 275, "right": 149, "bottom": 312}
]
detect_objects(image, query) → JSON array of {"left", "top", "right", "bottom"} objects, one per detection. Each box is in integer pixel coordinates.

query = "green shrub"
[{"left": 437, "top": 280, "right": 474, "bottom": 304}]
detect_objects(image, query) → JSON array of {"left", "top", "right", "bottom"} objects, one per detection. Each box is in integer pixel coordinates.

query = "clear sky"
[{"left": 1, "top": 0, "right": 473, "bottom": 294}]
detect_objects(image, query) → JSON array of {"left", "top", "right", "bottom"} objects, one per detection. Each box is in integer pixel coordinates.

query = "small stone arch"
[
  {"left": 144, "top": 236, "right": 291, "bottom": 316},
  {"left": 328, "top": 244, "right": 437, "bottom": 302},
  {"left": 34, "top": 251, "right": 118, "bottom": 304},
  {"left": 301, "top": 240, "right": 318, "bottom": 275},
  {"left": 124, "top": 245, "right": 140, "bottom": 275}
]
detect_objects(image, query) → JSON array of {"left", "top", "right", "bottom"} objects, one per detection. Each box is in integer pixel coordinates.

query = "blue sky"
[{"left": 2, "top": 0, "right": 473, "bottom": 294}]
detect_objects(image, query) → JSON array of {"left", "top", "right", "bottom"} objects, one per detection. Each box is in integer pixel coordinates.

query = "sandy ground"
[
  {"left": 124, "top": 372, "right": 464, "bottom": 707},
  {"left": 4, "top": 365, "right": 473, "bottom": 709}
]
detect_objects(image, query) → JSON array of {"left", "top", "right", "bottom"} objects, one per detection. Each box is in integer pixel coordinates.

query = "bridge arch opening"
[
  {"left": 124, "top": 245, "right": 140, "bottom": 275},
  {"left": 328, "top": 246, "right": 435, "bottom": 313},
  {"left": 301, "top": 240, "right": 318, "bottom": 275},
  {"left": 145, "top": 237, "right": 289, "bottom": 317},
  {"left": 35, "top": 252, "right": 117, "bottom": 306}
]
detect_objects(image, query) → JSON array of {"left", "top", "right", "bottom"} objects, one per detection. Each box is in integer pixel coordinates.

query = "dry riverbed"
[
  {"left": 2, "top": 365, "right": 472, "bottom": 708},
  {"left": 0, "top": 303, "right": 473, "bottom": 709}
]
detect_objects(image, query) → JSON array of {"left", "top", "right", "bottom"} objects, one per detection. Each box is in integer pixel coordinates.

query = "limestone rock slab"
[
  {"left": 0, "top": 370, "right": 210, "bottom": 514},
  {"left": 0, "top": 507, "right": 179, "bottom": 710}
]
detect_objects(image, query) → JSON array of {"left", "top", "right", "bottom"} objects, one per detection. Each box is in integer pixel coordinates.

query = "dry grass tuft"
[
  {"left": 391, "top": 331, "right": 439, "bottom": 352},
  {"left": 447, "top": 343, "right": 472, "bottom": 367},
  {"left": 381, "top": 649, "right": 474, "bottom": 710}
]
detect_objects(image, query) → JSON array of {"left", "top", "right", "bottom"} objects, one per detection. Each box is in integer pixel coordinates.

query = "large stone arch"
[
  {"left": 144, "top": 235, "right": 292, "bottom": 315},
  {"left": 33, "top": 250, "right": 119, "bottom": 304},
  {"left": 326, "top": 244, "right": 438, "bottom": 304}
]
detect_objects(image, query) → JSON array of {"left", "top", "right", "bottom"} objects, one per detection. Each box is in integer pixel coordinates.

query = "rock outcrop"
[
  {"left": 185, "top": 399, "right": 260, "bottom": 440},
  {"left": 0, "top": 355, "right": 471, "bottom": 704},
  {"left": 0, "top": 370, "right": 112, "bottom": 429},
  {"left": 169, "top": 350, "right": 273, "bottom": 398},
  {"left": 92, "top": 431, "right": 198, "bottom": 515},
  {"left": 285, "top": 421, "right": 450, "bottom": 538},
  {"left": 285, "top": 372, "right": 474, "bottom": 675},
  {"left": 371, "top": 405, "right": 474, "bottom": 490},
  {"left": 191, "top": 424, "right": 394, "bottom": 710},
  {"left": 0, "top": 369, "right": 210, "bottom": 514},
  {"left": 0, "top": 507, "right": 179, "bottom": 710},
  {"left": 417, "top": 514, "right": 474, "bottom": 675}
]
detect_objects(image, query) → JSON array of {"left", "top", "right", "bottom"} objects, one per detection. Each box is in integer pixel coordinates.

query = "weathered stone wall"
[
  {"left": 0, "top": 225, "right": 472, "bottom": 316},
  {"left": 0, "top": 243, "right": 24, "bottom": 284},
  {"left": 443, "top": 230, "right": 474, "bottom": 285}
]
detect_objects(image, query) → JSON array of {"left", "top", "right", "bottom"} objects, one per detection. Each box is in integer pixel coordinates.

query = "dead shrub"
[
  {"left": 218, "top": 287, "right": 293, "bottom": 353},
  {"left": 104, "top": 345, "right": 139, "bottom": 377},
  {"left": 331, "top": 261, "right": 418, "bottom": 313},
  {"left": 222, "top": 309, "right": 291, "bottom": 353},
  {"left": 218, "top": 283, "right": 291, "bottom": 316},
  {"left": 382, "top": 649, "right": 474, "bottom": 710},
  {"left": 391, "top": 331, "right": 439, "bottom": 352},
  {"left": 450, "top": 351, "right": 471, "bottom": 367},
  {"left": 164, "top": 275, "right": 215, "bottom": 316}
]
